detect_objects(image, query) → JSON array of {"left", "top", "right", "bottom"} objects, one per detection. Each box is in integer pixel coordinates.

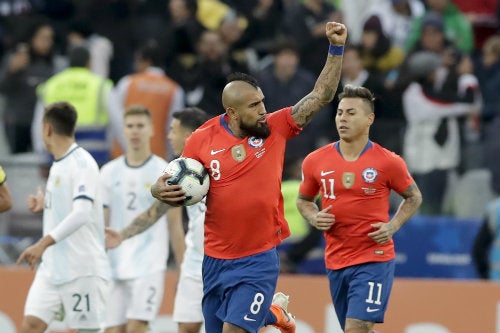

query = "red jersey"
[
  {"left": 299, "top": 141, "right": 414, "bottom": 270},
  {"left": 182, "top": 107, "right": 301, "bottom": 259}
]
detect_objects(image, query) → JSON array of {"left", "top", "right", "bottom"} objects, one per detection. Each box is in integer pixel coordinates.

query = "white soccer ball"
[{"left": 163, "top": 157, "right": 209, "bottom": 206}]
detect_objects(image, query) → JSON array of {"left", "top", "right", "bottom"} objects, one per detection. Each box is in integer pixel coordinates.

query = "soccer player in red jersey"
[
  {"left": 297, "top": 85, "right": 423, "bottom": 333},
  {"left": 151, "top": 21, "right": 347, "bottom": 333}
]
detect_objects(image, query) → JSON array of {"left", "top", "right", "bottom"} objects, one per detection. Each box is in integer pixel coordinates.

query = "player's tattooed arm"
[
  {"left": 291, "top": 22, "right": 346, "bottom": 127},
  {"left": 390, "top": 182, "right": 423, "bottom": 232},
  {"left": 291, "top": 56, "right": 342, "bottom": 127},
  {"left": 120, "top": 201, "right": 170, "bottom": 240}
]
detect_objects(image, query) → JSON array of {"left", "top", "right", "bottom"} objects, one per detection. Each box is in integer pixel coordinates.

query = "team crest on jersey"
[
  {"left": 362, "top": 168, "right": 378, "bottom": 183},
  {"left": 55, "top": 176, "right": 61, "bottom": 187},
  {"left": 231, "top": 144, "right": 246, "bottom": 162},
  {"left": 342, "top": 172, "right": 355, "bottom": 188},
  {"left": 248, "top": 136, "right": 264, "bottom": 148},
  {"left": 144, "top": 182, "right": 151, "bottom": 190}
]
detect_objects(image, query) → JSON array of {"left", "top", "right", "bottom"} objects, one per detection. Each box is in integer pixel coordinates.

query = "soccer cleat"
[{"left": 270, "top": 292, "right": 296, "bottom": 333}]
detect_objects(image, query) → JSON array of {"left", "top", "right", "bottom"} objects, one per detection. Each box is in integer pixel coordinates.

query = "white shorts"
[
  {"left": 24, "top": 270, "right": 109, "bottom": 330},
  {"left": 105, "top": 270, "right": 165, "bottom": 327},
  {"left": 173, "top": 270, "right": 203, "bottom": 323}
]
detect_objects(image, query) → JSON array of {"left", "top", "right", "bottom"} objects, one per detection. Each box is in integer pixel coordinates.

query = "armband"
[
  {"left": 0, "top": 166, "right": 6, "bottom": 185},
  {"left": 328, "top": 44, "right": 344, "bottom": 56}
]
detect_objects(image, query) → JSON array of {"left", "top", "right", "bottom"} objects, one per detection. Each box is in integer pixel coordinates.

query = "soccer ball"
[{"left": 163, "top": 157, "right": 209, "bottom": 206}]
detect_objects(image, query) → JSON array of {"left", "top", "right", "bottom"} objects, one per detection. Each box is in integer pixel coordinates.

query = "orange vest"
[{"left": 112, "top": 72, "right": 181, "bottom": 159}]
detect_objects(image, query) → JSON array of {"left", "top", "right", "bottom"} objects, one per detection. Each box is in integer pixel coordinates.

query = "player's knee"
[
  {"left": 125, "top": 319, "right": 149, "bottom": 333},
  {"left": 345, "top": 317, "right": 374, "bottom": 333},
  {"left": 21, "top": 315, "right": 47, "bottom": 333},
  {"left": 178, "top": 322, "right": 203, "bottom": 333}
]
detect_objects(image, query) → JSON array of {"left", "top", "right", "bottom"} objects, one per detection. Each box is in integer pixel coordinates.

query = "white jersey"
[
  {"left": 181, "top": 198, "right": 206, "bottom": 278},
  {"left": 41, "top": 143, "right": 110, "bottom": 285},
  {"left": 101, "top": 155, "right": 168, "bottom": 279}
]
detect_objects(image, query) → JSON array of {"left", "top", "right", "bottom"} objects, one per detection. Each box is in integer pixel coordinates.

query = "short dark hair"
[
  {"left": 43, "top": 102, "right": 78, "bottom": 136},
  {"left": 69, "top": 45, "right": 90, "bottom": 67},
  {"left": 69, "top": 19, "right": 93, "bottom": 38},
  {"left": 271, "top": 38, "right": 299, "bottom": 56},
  {"left": 184, "top": 0, "right": 198, "bottom": 16},
  {"left": 172, "top": 107, "right": 210, "bottom": 131},
  {"left": 338, "top": 84, "right": 375, "bottom": 113},
  {"left": 137, "top": 39, "right": 160, "bottom": 66},
  {"left": 227, "top": 72, "right": 259, "bottom": 89}
]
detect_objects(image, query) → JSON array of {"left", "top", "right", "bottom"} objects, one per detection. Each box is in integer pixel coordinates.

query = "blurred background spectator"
[
  {"left": 32, "top": 45, "right": 116, "bottom": 167},
  {"left": 473, "top": 196, "right": 500, "bottom": 280},
  {"left": 340, "top": 45, "right": 403, "bottom": 154},
  {"left": 256, "top": 38, "right": 333, "bottom": 162},
  {"left": 168, "top": 29, "right": 248, "bottom": 116},
  {"left": 358, "top": 15, "right": 405, "bottom": 78},
  {"left": 162, "top": 0, "right": 206, "bottom": 69},
  {"left": 281, "top": 0, "right": 342, "bottom": 75},
  {"left": 402, "top": 51, "right": 478, "bottom": 215},
  {"left": 406, "top": 0, "right": 474, "bottom": 54},
  {"left": 67, "top": 18, "right": 113, "bottom": 78},
  {"left": 366, "top": 0, "right": 426, "bottom": 49},
  {"left": 475, "top": 35, "right": 500, "bottom": 195},
  {"left": 0, "top": 18, "right": 65, "bottom": 154},
  {"left": 110, "top": 40, "right": 185, "bottom": 160}
]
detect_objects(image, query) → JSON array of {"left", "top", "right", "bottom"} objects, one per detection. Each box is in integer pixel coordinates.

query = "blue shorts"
[
  {"left": 202, "top": 248, "right": 279, "bottom": 333},
  {"left": 327, "top": 260, "right": 395, "bottom": 330}
]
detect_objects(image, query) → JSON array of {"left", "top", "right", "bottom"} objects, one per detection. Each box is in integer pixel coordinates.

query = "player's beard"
[{"left": 240, "top": 121, "right": 271, "bottom": 138}]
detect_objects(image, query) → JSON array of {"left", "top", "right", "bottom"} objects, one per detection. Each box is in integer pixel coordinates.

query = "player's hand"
[
  {"left": 311, "top": 205, "right": 335, "bottom": 231},
  {"left": 151, "top": 173, "right": 186, "bottom": 207},
  {"left": 368, "top": 221, "right": 396, "bottom": 244},
  {"left": 326, "top": 22, "right": 347, "bottom": 46},
  {"left": 105, "top": 228, "right": 122, "bottom": 249},
  {"left": 16, "top": 243, "right": 44, "bottom": 269},
  {"left": 27, "top": 186, "right": 44, "bottom": 213}
]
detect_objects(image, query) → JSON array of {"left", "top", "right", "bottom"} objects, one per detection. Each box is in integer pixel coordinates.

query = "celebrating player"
[
  {"left": 296, "top": 85, "right": 423, "bottom": 333},
  {"left": 151, "top": 21, "right": 348, "bottom": 333}
]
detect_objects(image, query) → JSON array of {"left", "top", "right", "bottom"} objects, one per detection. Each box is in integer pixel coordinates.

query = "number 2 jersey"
[
  {"left": 299, "top": 141, "right": 414, "bottom": 270},
  {"left": 100, "top": 155, "right": 169, "bottom": 279},
  {"left": 182, "top": 107, "right": 301, "bottom": 259}
]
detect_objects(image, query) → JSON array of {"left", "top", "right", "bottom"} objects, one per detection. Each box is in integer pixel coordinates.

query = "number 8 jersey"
[{"left": 182, "top": 107, "right": 301, "bottom": 259}]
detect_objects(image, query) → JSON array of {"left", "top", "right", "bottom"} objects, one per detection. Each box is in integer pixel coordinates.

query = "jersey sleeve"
[
  {"left": 299, "top": 154, "right": 320, "bottom": 198},
  {"left": 99, "top": 163, "right": 112, "bottom": 207},
  {"left": 268, "top": 107, "right": 301, "bottom": 139},
  {"left": 182, "top": 130, "right": 202, "bottom": 161},
  {"left": 72, "top": 161, "right": 99, "bottom": 203},
  {"left": 387, "top": 153, "right": 415, "bottom": 194}
]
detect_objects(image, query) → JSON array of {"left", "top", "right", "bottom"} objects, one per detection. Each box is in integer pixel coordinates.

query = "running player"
[{"left": 297, "top": 85, "right": 423, "bottom": 333}]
